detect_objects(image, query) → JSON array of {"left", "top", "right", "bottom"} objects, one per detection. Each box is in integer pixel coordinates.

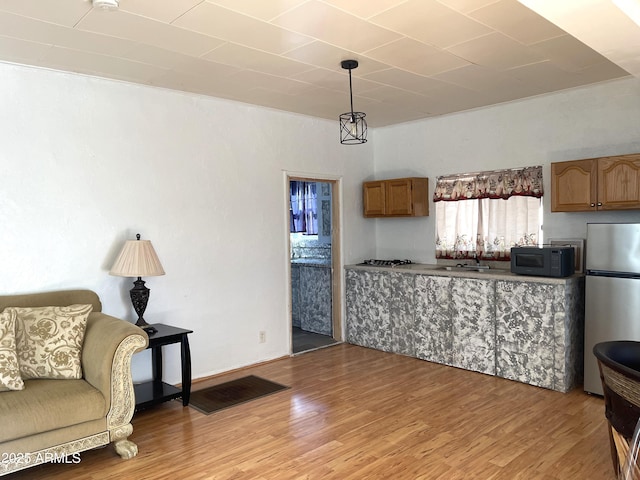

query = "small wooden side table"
[{"left": 134, "top": 324, "right": 193, "bottom": 411}]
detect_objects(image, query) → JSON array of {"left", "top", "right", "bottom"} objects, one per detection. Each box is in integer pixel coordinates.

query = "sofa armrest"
[
  {"left": 82, "top": 313, "right": 148, "bottom": 414},
  {"left": 81, "top": 312, "right": 147, "bottom": 459}
]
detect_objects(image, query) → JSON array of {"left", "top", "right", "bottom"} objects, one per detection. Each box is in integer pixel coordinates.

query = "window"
[{"left": 433, "top": 166, "right": 543, "bottom": 261}]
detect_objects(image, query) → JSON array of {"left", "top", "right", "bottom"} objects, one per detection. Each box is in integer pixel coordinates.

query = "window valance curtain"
[{"left": 433, "top": 166, "right": 543, "bottom": 202}]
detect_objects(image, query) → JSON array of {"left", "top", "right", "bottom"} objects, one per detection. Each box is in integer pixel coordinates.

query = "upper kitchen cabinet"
[
  {"left": 363, "top": 177, "right": 429, "bottom": 218},
  {"left": 551, "top": 154, "right": 640, "bottom": 212}
]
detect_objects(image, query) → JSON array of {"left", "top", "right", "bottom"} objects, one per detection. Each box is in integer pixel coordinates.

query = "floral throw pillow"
[
  {"left": 12, "top": 304, "right": 93, "bottom": 380},
  {"left": 0, "top": 308, "right": 24, "bottom": 391}
]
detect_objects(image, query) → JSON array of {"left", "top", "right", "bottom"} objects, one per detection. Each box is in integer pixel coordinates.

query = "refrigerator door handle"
[{"left": 587, "top": 270, "right": 640, "bottom": 279}]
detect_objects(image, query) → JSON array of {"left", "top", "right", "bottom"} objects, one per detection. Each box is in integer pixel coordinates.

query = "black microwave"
[{"left": 510, "top": 246, "right": 575, "bottom": 277}]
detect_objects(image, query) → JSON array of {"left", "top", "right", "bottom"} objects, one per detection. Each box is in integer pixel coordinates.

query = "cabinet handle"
[
  {"left": 597, "top": 202, "right": 603, "bottom": 207},
  {"left": 590, "top": 203, "right": 596, "bottom": 207}
]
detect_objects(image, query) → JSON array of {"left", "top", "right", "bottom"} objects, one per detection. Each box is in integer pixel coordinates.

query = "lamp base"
[
  {"left": 130, "top": 277, "right": 157, "bottom": 334},
  {"left": 136, "top": 318, "right": 158, "bottom": 335}
]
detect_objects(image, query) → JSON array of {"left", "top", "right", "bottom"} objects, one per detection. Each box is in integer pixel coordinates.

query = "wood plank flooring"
[{"left": 6, "top": 344, "right": 614, "bottom": 479}]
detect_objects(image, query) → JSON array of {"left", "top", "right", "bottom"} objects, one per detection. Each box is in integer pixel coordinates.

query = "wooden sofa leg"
[{"left": 111, "top": 423, "right": 138, "bottom": 459}]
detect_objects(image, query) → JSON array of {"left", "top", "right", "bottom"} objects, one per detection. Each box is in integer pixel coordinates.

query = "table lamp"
[{"left": 109, "top": 233, "right": 165, "bottom": 334}]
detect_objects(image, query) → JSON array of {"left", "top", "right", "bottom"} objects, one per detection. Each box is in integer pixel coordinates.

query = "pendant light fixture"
[{"left": 339, "top": 60, "right": 367, "bottom": 145}]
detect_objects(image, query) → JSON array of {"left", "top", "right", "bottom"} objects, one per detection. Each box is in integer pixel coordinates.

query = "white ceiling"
[{"left": 0, "top": 0, "right": 637, "bottom": 127}]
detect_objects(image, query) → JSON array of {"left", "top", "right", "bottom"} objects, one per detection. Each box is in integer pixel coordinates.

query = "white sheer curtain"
[
  {"left": 479, "top": 196, "right": 541, "bottom": 259},
  {"left": 435, "top": 200, "right": 479, "bottom": 257},
  {"left": 435, "top": 196, "right": 541, "bottom": 260}
]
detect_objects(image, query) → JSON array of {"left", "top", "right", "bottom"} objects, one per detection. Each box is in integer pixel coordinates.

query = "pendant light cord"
[{"left": 348, "top": 68, "right": 355, "bottom": 122}]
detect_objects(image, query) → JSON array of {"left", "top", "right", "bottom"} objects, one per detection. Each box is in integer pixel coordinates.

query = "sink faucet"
[
  {"left": 476, "top": 256, "right": 490, "bottom": 270},
  {"left": 455, "top": 255, "right": 489, "bottom": 270}
]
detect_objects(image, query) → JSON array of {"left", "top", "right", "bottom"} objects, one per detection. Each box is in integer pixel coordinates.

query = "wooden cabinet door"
[
  {"left": 363, "top": 181, "right": 385, "bottom": 217},
  {"left": 386, "top": 179, "right": 414, "bottom": 215},
  {"left": 551, "top": 159, "right": 597, "bottom": 212},
  {"left": 363, "top": 177, "right": 429, "bottom": 217},
  {"left": 598, "top": 154, "right": 640, "bottom": 210}
]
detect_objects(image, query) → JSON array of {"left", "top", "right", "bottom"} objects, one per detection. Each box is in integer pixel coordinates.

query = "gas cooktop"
[{"left": 360, "top": 259, "right": 413, "bottom": 267}]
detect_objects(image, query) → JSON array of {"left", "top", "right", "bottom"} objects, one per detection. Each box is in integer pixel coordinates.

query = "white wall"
[
  {"left": 4, "top": 62, "right": 640, "bottom": 384},
  {"left": 372, "top": 77, "right": 640, "bottom": 262},
  {"left": 0, "top": 62, "right": 375, "bottom": 384}
]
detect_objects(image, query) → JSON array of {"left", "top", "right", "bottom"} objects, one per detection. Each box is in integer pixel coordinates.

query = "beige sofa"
[{"left": 0, "top": 289, "right": 148, "bottom": 476}]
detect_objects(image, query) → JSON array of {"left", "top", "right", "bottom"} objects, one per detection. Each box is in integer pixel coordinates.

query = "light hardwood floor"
[{"left": 7, "top": 344, "right": 614, "bottom": 479}]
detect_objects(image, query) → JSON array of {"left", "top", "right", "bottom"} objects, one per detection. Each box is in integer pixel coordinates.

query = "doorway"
[{"left": 287, "top": 174, "right": 342, "bottom": 355}]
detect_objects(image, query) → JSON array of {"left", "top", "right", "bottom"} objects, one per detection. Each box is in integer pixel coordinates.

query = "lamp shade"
[{"left": 109, "top": 238, "right": 165, "bottom": 277}]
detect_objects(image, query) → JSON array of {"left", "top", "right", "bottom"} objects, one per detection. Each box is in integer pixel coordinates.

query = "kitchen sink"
[
  {"left": 436, "top": 265, "right": 490, "bottom": 272},
  {"left": 393, "top": 263, "right": 440, "bottom": 270}
]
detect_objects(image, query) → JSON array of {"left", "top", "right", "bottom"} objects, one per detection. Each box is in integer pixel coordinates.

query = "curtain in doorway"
[{"left": 290, "top": 181, "right": 318, "bottom": 235}]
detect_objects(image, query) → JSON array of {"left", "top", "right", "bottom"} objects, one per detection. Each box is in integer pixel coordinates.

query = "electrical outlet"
[{"left": 259, "top": 331, "right": 266, "bottom": 343}]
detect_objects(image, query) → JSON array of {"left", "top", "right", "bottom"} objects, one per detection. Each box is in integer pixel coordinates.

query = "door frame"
[{"left": 284, "top": 171, "right": 343, "bottom": 354}]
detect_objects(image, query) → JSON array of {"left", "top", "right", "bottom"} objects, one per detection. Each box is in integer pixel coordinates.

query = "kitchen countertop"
[
  {"left": 345, "top": 263, "right": 584, "bottom": 284},
  {"left": 292, "top": 258, "right": 331, "bottom": 267}
]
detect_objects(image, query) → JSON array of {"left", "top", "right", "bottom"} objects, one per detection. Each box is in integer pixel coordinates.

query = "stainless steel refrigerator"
[{"left": 584, "top": 222, "right": 640, "bottom": 395}]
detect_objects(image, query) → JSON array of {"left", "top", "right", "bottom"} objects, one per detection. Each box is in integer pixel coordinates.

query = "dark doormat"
[{"left": 189, "top": 375, "right": 289, "bottom": 415}]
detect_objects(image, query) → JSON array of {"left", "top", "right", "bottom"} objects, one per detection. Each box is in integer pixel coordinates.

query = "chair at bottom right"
[{"left": 594, "top": 341, "right": 640, "bottom": 480}]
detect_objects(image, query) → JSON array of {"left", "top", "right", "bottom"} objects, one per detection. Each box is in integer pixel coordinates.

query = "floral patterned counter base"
[
  {"left": 291, "top": 262, "right": 332, "bottom": 336},
  {"left": 345, "top": 265, "right": 584, "bottom": 393}
]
